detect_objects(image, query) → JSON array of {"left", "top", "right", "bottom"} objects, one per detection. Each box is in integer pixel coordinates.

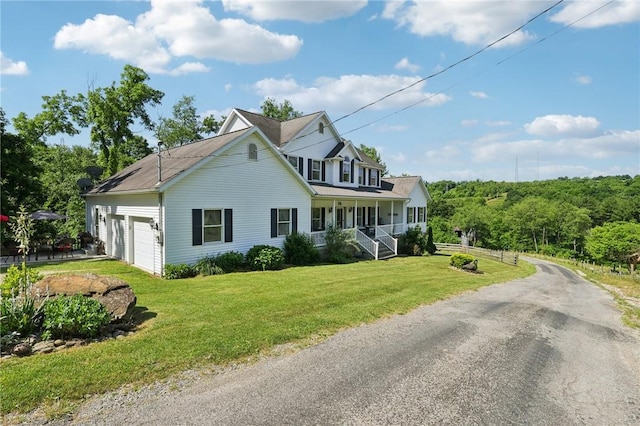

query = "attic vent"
[{"left": 318, "top": 122, "right": 324, "bottom": 134}]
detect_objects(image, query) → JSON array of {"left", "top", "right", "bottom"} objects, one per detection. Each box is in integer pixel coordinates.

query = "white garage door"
[
  {"left": 110, "top": 215, "right": 125, "bottom": 259},
  {"left": 133, "top": 218, "right": 155, "bottom": 272}
]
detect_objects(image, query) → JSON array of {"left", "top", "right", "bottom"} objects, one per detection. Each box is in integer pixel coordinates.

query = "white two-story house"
[{"left": 84, "top": 108, "right": 431, "bottom": 274}]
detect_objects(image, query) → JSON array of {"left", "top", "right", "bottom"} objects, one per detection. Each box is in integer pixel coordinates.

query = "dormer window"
[
  {"left": 370, "top": 169, "right": 378, "bottom": 187},
  {"left": 318, "top": 122, "right": 324, "bottom": 134},
  {"left": 248, "top": 143, "right": 258, "bottom": 160},
  {"left": 342, "top": 156, "right": 351, "bottom": 182},
  {"left": 358, "top": 168, "right": 364, "bottom": 185}
]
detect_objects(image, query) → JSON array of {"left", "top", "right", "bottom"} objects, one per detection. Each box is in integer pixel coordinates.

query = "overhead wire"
[{"left": 158, "top": 0, "right": 614, "bottom": 173}]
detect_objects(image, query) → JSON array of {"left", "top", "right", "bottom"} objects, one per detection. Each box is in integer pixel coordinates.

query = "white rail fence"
[{"left": 435, "top": 243, "right": 519, "bottom": 266}]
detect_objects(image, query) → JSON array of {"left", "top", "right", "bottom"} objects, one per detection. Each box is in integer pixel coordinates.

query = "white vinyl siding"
[{"left": 163, "top": 133, "right": 311, "bottom": 266}]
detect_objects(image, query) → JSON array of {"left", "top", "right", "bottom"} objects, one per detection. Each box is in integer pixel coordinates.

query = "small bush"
[
  {"left": 195, "top": 256, "right": 224, "bottom": 276},
  {"left": 398, "top": 226, "right": 428, "bottom": 256},
  {"left": 0, "top": 294, "right": 43, "bottom": 337},
  {"left": 164, "top": 263, "right": 198, "bottom": 279},
  {"left": 284, "top": 232, "right": 320, "bottom": 265},
  {"left": 215, "top": 251, "right": 245, "bottom": 273},
  {"left": 450, "top": 253, "right": 476, "bottom": 269},
  {"left": 246, "top": 245, "right": 284, "bottom": 271},
  {"left": 42, "top": 295, "right": 110, "bottom": 340},
  {"left": 1, "top": 264, "right": 43, "bottom": 298},
  {"left": 324, "top": 224, "right": 354, "bottom": 264}
]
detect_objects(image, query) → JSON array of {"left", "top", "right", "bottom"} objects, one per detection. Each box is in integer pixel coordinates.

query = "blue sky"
[{"left": 1, "top": 0, "right": 639, "bottom": 182}]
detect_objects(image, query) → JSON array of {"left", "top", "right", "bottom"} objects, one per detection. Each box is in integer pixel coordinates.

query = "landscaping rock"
[
  {"left": 32, "top": 273, "right": 137, "bottom": 321},
  {"left": 32, "top": 341, "right": 55, "bottom": 353},
  {"left": 11, "top": 342, "right": 32, "bottom": 357}
]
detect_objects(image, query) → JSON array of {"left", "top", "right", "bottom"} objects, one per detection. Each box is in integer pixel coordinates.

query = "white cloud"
[
  {"left": 486, "top": 120, "right": 511, "bottom": 127},
  {"left": 168, "top": 62, "right": 210, "bottom": 76},
  {"left": 524, "top": 114, "right": 601, "bottom": 137},
  {"left": 461, "top": 119, "right": 478, "bottom": 127},
  {"left": 0, "top": 51, "right": 29, "bottom": 75},
  {"left": 382, "top": 1, "right": 543, "bottom": 46},
  {"left": 391, "top": 152, "right": 407, "bottom": 163},
  {"left": 374, "top": 123, "right": 409, "bottom": 132},
  {"left": 222, "top": 0, "right": 367, "bottom": 23},
  {"left": 470, "top": 91, "right": 489, "bottom": 99},
  {"left": 253, "top": 74, "right": 452, "bottom": 113},
  {"left": 53, "top": 0, "right": 302, "bottom": 74},
  {"left": 395, "top": 57, "right": 420, "bottom": 73},
  {"left": 550, "top": 0, "right": 640, "bottom": 28},
  {"left": 574, "top": 74, "right": 592, "bottom": 85},
  {"left": 224, "top": 84, "right": 233, "bottom": 92}
]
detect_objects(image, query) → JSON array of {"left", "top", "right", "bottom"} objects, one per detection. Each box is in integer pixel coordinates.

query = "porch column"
[
  {"left": 391, "top": 201, "right": 394, "bottom": 234},
  {"left": 332, "top": 199, "right": 336, "bottom": 225},
  {"left": 354, "top": 200, "right": 358, "bottom": 229},
  {"left": 375, "top": 200, "right": 379, "bottom": 238}
]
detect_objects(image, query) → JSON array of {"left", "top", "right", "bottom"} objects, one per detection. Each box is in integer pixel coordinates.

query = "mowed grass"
[{"left": 1, "top": 255, "right": 535, "bottom": 414}]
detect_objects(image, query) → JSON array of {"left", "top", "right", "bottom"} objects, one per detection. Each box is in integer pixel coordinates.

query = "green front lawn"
[{"left": 1, "top": 255, "right": 535, "bottom": 415}]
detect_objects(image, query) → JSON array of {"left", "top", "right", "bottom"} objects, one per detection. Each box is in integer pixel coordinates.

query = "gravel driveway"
[{"left": 19, "top": 257, "right": 640, "bottom": 425}]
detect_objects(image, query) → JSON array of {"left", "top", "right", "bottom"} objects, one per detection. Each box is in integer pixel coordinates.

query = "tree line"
[{"left": 427, "top": 176, "right": 640, "bottom": 269}]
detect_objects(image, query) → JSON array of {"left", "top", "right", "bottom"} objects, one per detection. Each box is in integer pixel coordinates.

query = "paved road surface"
[{"left": 66, "top": 258, "right": 640, "bottom": 425}]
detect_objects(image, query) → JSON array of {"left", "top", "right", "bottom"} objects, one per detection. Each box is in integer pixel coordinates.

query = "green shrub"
[
  {"left": 0, "top": 294, "right": 43, "bottom": 337},
  {"left": 214, "top": 251, "right": 245, "bottom": 273},
  {"left": 1, "top": 264, "right": 43, "bottom": 298},
  {"left": 324, "top": 224, "right": 354, "bottom": 264},
  {"left": 450, "top": 253, "right": 476, "bottom": 269},
  {"left": 246, "top": 245, "right": 284, "bottom": 271},
  {"left": 42, "top": 295, "right": 110, "bottom": 340},
  {"left": 284, "top": 232, "right": 320, "bottom": 265},
  {"left": 164, "top": 263, "right": 198, "bottom": 279},
  {"left": 426, "top": 226, "right": 437, "bottom": 255},
  {"left": 195, "top": 256, "right": 224, "bottom": 276},
  {"left": 398, "top": 226, "right": 428, "bottom": 256}
]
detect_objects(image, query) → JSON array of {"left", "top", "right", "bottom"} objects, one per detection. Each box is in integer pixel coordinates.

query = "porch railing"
[
  {"left": 355, "top": 229, "right": 379, "bottom": 259},
  {"left": 310, "top": 231, "right": 326, "bottom": 246},
  {"left": 378, "top": 223, "right": 406, "bottom": 236},
  {"left": 376, "top": 227, "right": 397, "bottom": 255}
]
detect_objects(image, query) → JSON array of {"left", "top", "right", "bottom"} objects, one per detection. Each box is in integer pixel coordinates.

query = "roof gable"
[
  {"left": 86, "top": 129, "right": 251, "bottom": 195},
  {"left": 383, "top": 176, "right": 432, "bottom": 201}
]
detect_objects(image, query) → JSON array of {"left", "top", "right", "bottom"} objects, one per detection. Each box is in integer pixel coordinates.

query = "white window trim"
[
  {"left": 278, "top": 208, "right": 291, "bottom": 237},
  {"left": 312, "top": 160, "right": 321, "bottom": 181}
]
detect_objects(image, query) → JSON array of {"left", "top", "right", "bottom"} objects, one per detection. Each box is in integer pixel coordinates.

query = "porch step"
[{"left": 376, "top": 243, "right": 396, "bottom": 260}]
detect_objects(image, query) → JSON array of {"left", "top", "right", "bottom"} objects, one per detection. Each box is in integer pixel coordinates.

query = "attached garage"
[{"left": 132, "top": 217, "right": 155, "bottom": 272}]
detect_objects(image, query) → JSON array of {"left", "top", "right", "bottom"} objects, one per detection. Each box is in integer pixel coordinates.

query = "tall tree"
[
  {"left": 0, "top": 108, "right": 43, "bottom": 217},
  {"left": 154, "top": 95, "right": 222, "bottom": 148},
  {"left": 586, "top": 222, "right": 640, "bottom": 270},
  {"left": 88, "top": 65, "right": 164, "bottom": 175},
  {"left": 261, "top": 98, "right": 303, "bottom": 121}
]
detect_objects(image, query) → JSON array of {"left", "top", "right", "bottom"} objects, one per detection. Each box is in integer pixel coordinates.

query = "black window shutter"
[
  {"left": 192, "top": 209, "right": 202, "bottom": 246},
  {"left": 350, "top": 159, "right": 354, "bottom": 183},
  {"left": 307, "top": 159, "right": 312, "bottom": 180},
  {"left": 298, "top": 157, "right": 304, "bottom": 176},
  {"left": 339, "top": 161, "right": 343, "bottom": 182},
  {"left": 292, "top": 208, "right": 298, "bottom": 233},
  {"left": 224, "top": 209, "right": 233, "bottom": 242},
  {"left": 271, "top": 208, "right": 278, "bottom": 238},
  {"left": 368, "top": 169, "right": 372, "bottom": 186},
  {"left": 321, "top": 208, "right": 326, "bottom": 230},
  {"left": 321, "top": 162, "right": 326, "bottom": 181}
]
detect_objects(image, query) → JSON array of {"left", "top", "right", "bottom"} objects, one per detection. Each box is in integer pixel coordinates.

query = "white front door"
[{"left": 109, "top": 215, "right": 125, "bottom": 259}]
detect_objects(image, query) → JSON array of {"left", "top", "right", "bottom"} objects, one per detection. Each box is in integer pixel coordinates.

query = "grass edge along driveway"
[{"left": 1, "top": 255, "right": 535, "bottom": 415}]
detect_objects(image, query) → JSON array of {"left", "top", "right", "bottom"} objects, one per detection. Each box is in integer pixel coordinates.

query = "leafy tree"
[
  {"left": 358, "top": 144, "right": 388, "bottom": 177},
  {"left": 88, "top": 65, "right": 164, "bottom": 175},
  {"left": 154, "top": 95, "right": 222, "bottom": 148},
  {"left": 0, "top": 109, "right": 43, "bottom": 220},
  {"left": 586, "top": 222, "right": 640, "bottom": 270},
  {"left": 451, "top": 203, "right": 491, "bottom": 247},
  {"left": 261, "top": 98, "right": 303, "bottom": 121}
]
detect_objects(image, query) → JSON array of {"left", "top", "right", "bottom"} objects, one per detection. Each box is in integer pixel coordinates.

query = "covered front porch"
[{"left": 308, "top": 199, "right": 414, "bottom": 260}]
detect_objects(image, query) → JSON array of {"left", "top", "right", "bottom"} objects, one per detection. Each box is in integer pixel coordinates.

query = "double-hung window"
[
  {"left": 342, "top": 157, "right": 351, "bottom": 182},
  {"left": 311, "top": 160, "right": 321, "bottom": 181},
  {"left": 418, "top": 207, "right": 426, "bottom": 223},
  {"left": 311, "top": 207, "right": 324, "bottom": 231},
  {"left": 370, "top": 170, "right": 378, "bottom": 187},
  {"left": 278, "top": 209, "right": 291, "bottom": 236},
  {"left": 407, "top": 207, "right": 415, "bottom": 224},
  {"left": 288, "top": 155, "right": 298, "bottom": 169},
  {"left": 358, "top": 168, "right": 365, "bottom": 185},
  {"left": 204, "top": 209, "right": 223, "bottom": 242}
]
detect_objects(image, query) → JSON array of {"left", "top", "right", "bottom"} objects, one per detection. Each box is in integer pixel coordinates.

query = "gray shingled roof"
[
  {"left": 86, "top": 129, "right": 251, "bottom": 195},
  {"left": 311, "top": 176, "right": 424, "bottom": 200},
  {"left": 235, "top": 109, "right": 323, "bottom": 147}
]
